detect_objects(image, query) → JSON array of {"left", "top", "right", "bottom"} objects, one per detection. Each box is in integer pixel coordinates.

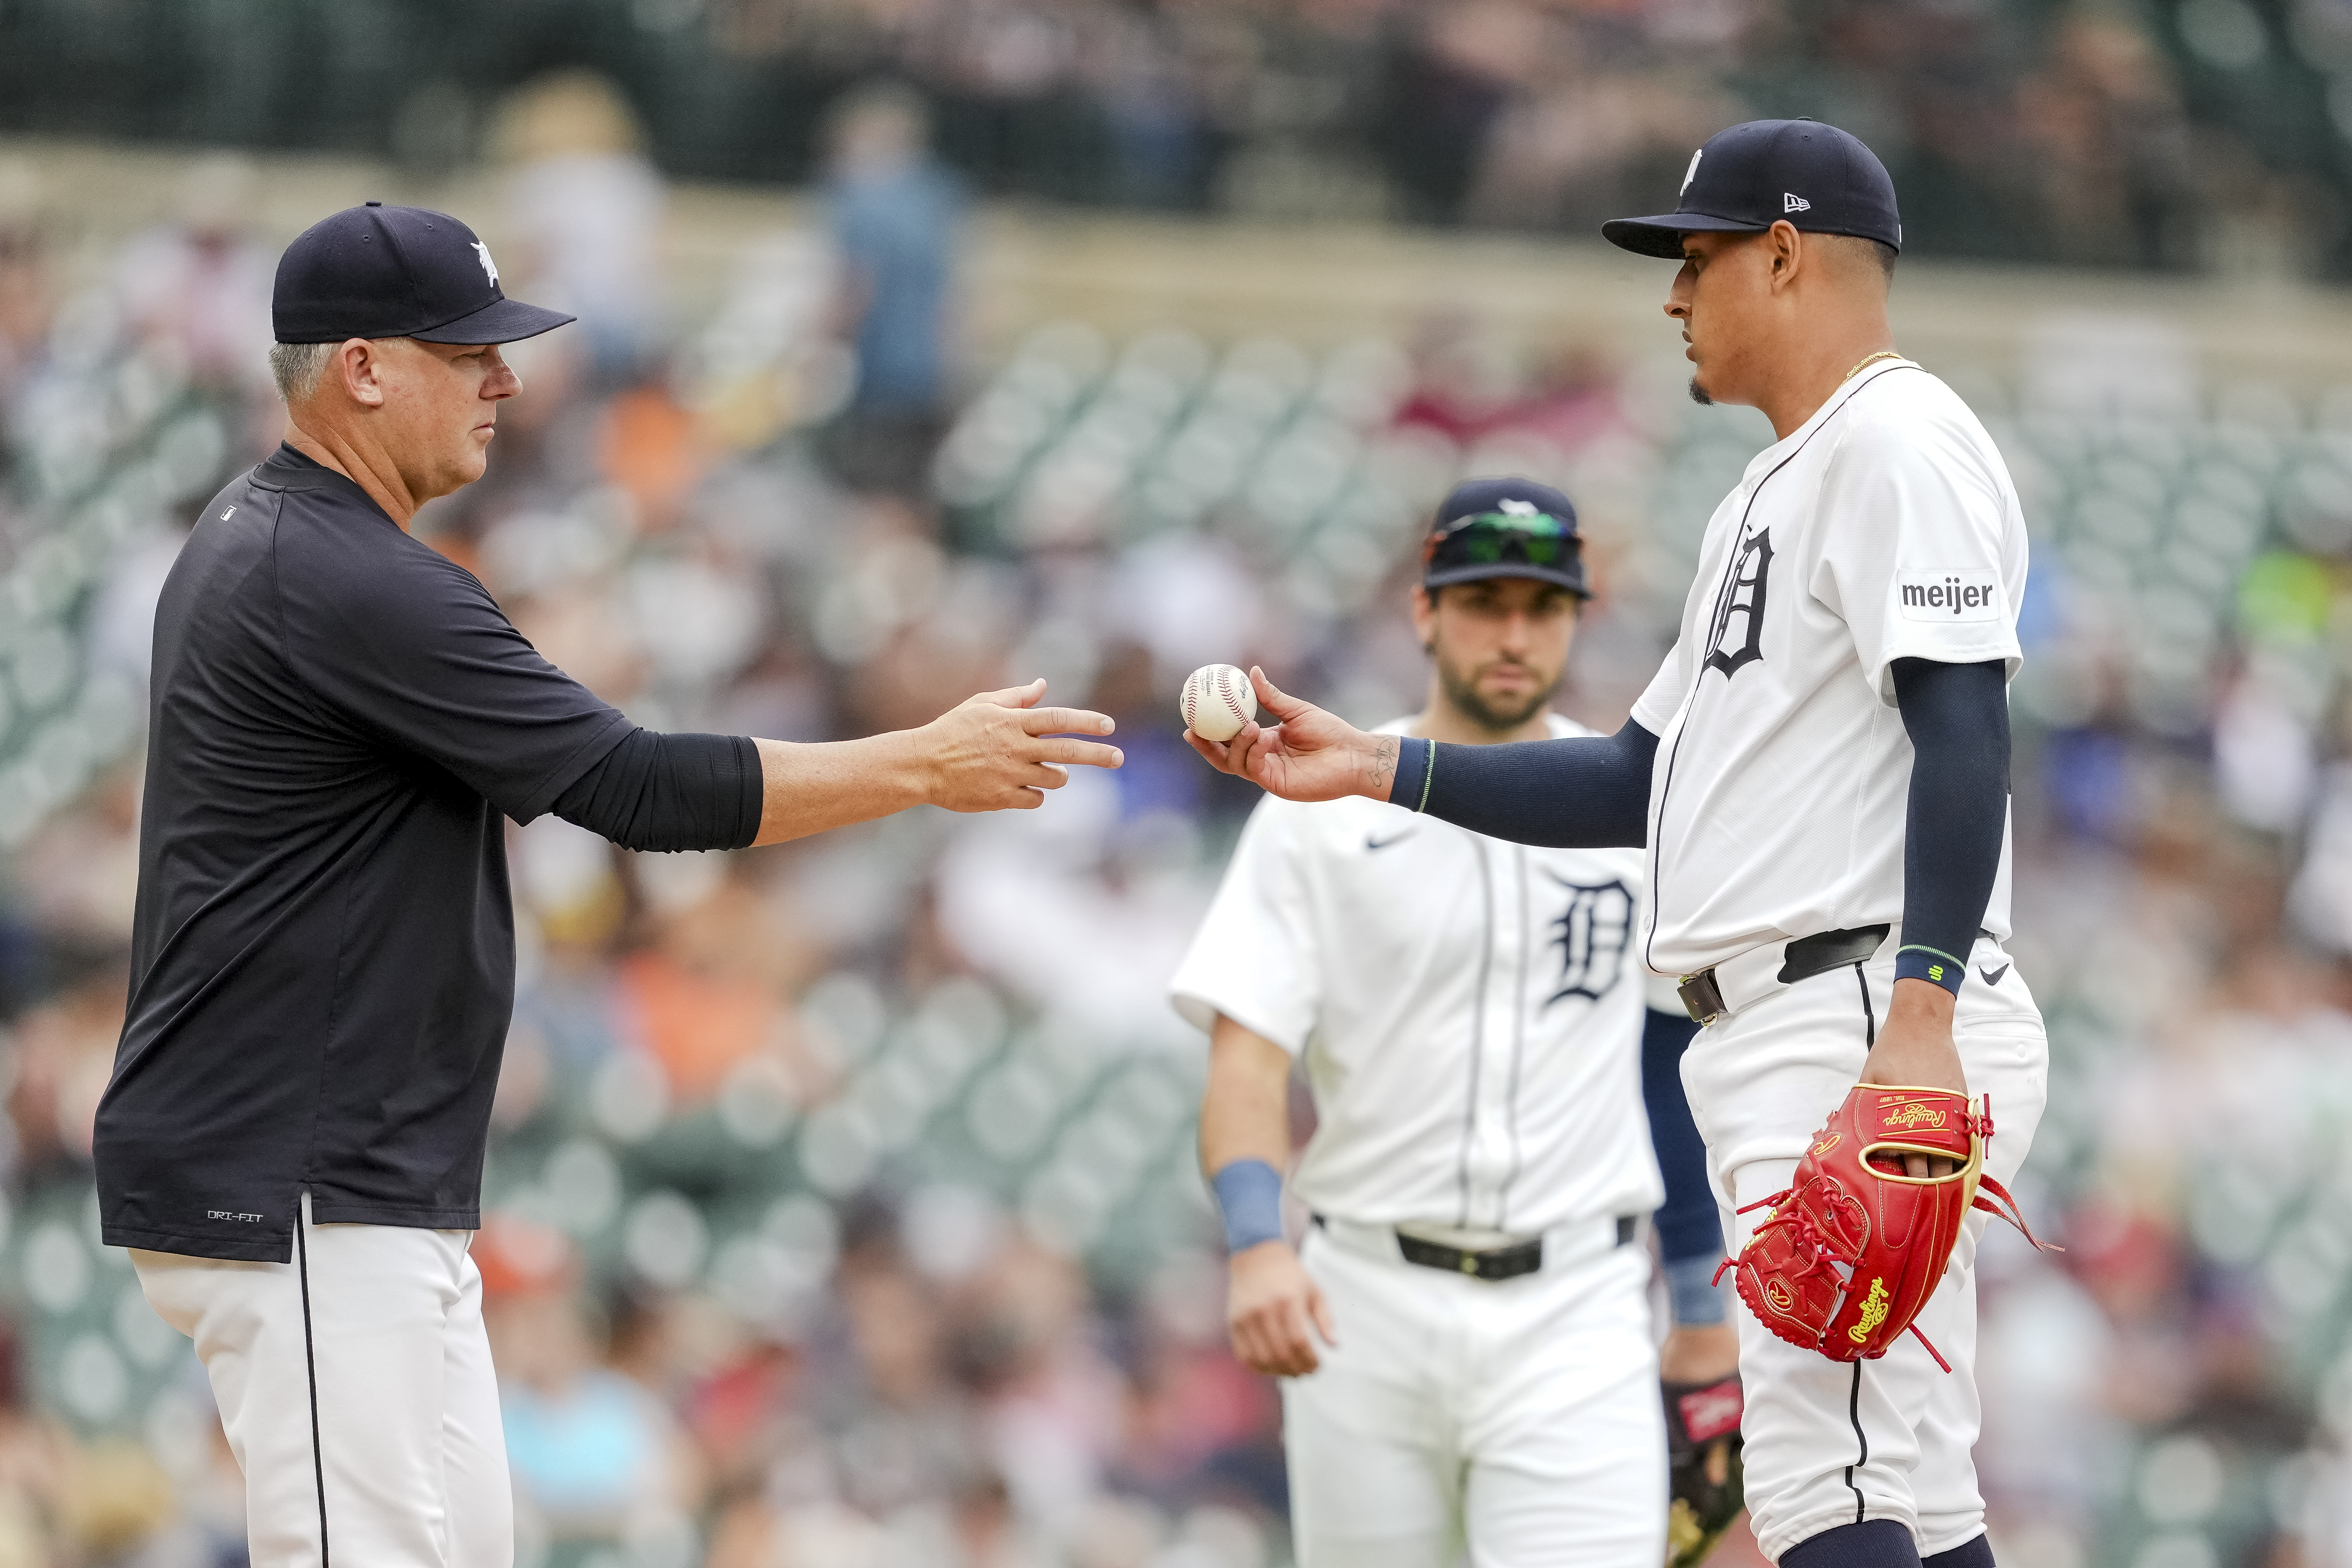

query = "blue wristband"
[
  {"left": 1391, "top": 736, "right": 1434, "bottom": 811},
  {"left": 1211, "top": 1158, "right": 1287, "bottom": 1254},
  {"left": 1664, "top": 1253, "right": 1731, "bottom": 1325}
]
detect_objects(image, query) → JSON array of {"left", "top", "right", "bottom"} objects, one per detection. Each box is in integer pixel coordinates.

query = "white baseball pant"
[
  {"left": 1680, "top": 934, "right": 2047, "bottom": 1561},
  {"left": 131, "top": 1195, "right": 513, "bottom": 1568},
  {"left": 1281, "top": 1216, "right": 1668, "bottom": 1567}
]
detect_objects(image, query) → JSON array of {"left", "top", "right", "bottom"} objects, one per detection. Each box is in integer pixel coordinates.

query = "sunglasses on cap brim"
[{"left": 1423, "top": 510, "right": 1582, "bottom": 570}]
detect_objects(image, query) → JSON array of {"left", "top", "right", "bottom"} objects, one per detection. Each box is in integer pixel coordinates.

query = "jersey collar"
[
  {"left": 1741, "top": 356, "right": 1916, "bottom": 481},
  {"left": 255, "top": 443, "right": 402, "bottom": 527}
]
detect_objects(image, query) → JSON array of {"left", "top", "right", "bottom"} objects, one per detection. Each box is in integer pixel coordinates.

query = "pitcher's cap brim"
[{"left": 1600, "top": 211, "right": 1769, "bottom": 258}]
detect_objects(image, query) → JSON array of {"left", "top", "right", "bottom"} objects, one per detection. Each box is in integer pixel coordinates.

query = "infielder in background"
[
  {"left": 1171, "top": 478, "right": 1741, "bottom": 1567},
  {"left": 97, "top": 204, "right": 1121, "bottom": 1568},
  {"left": 1187, "top": 121, "right": 2043, "bottom": 1568}
]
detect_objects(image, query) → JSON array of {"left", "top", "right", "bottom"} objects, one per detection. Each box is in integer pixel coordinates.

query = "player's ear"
[
  {"left": 1409, "top": 582, "right": 1439, "bottom": 647},
  {"left": 1768, "top": 221, "right": 1802, "bottom": 289}
]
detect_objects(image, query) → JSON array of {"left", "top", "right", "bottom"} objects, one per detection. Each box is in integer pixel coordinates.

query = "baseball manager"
[
  {"left": 97, "top": 203, "right": 1121, "bottom": 1568},
  {"left": 1189, "top": 122, "right": 2043, "bottom": 1568}
]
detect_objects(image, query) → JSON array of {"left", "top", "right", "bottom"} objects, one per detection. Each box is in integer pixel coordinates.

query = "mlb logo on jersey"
[{"left": 1895, "top": 567, "right": 2002, "bottom": 622}]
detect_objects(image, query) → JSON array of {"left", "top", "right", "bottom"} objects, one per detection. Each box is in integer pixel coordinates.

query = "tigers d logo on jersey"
[
  {"left": 1546, "top": 876, "right": 1633, "bottom": 1005},
  {"left": 1704, "top": 527, "right": 1772, "bottom": 677}
]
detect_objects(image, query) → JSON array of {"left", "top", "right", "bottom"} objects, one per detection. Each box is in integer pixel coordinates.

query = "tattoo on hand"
[{"left": 1368, "top": 736, "right": 1396, "bottom": 793}]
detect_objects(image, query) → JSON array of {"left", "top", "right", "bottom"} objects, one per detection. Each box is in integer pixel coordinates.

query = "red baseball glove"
[{"left": 1720, "top": 1085, "right": 2053, "bottom": 1370}]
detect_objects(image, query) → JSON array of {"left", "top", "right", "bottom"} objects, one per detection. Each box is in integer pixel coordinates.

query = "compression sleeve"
[
  {"left": 550, "top": 729, "right": 764, "bottom": 853},
  {"left": 1641, "top": 1004, "right": 1730, "bottom": 1324},
  {"left": 1642, "top": 1006, "right": 1716, "bottom": 1264},
  {"left": 1889, "top": 657, "right": 2009, "bottom": 994},
  {"left": 1386, "top": 717, "right": 1658, "bottom": 848}
]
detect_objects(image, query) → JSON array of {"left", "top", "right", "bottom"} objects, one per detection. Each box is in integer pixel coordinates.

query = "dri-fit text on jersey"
[{"left": 208, "top": 1209, "right": 264, "bottom": 1223}]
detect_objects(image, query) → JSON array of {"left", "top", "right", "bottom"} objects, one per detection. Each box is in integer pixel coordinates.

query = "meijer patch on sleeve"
[{"left": 1896, "top": 567, "right": 2003, "bottom": 622}]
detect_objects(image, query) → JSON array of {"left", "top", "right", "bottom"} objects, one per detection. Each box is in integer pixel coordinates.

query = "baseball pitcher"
[
  {"left": 1188, "top": 121, "right": 2045, "bottom": 1568},
  {"left": 1172, "top": 479, "right": 1744, "bottom": 1566}
]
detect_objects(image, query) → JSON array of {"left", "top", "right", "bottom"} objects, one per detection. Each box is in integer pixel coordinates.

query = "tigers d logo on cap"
[
  {"left": 1602, "top": 119, "right": 1902, "bottom": 260},
  {"left": 273, "top": 203, "right": 571, "bottom": 346}
]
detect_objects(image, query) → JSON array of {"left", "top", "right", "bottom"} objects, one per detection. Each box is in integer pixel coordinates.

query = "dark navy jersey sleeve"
[{"left": 273, "top": 508, "right": 631, "bottom": 824}]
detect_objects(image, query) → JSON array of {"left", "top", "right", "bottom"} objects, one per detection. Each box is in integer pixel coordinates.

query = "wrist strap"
[
  {"left": 1895, "top": 943, "right": 1967, "bottom": 994},
  {"left": 1391, "top": 736, "right": 1434, "bottom": 810},
  {"left": 1211, "top": 1158, "right": 1286, "bottom": 1254},
  {"left": 1663, "top": 1252, "right": 1730, "bottom": 1325}
]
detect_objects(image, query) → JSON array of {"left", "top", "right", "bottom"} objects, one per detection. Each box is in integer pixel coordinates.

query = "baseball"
[{"left": 1181, "top": 663, "right": 1258, "bottom": 743}]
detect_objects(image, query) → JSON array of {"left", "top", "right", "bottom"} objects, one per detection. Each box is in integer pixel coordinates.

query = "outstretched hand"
[
  {"left": 1185, "top": 667, "right": 1398, "bottom": 804},
  {"left": 923, "top": 679, "right": 1124, "bottom": 813}
]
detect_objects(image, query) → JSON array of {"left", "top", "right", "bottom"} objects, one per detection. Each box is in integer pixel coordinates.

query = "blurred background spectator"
[
  {"left": 822, "top": 82, "right": 964, "bottom": 493},
  {"left": 0, "top": 5, "right": 2349, "bottom": 1567},
  {"left": 2, "top": 0, "right": 2350, "bottom": 276}
]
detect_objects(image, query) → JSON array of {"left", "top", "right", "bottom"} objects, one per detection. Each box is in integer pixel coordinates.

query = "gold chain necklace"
[{"left": 1846, "top": 349, "right": 1904, "bottom": 381}]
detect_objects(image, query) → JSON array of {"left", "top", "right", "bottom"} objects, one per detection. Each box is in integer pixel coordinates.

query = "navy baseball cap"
[
  {"left": 1602, "top": 119, "right": 1901, "bottom": 260},
  {"left": 272, "top": 202, "right": 574, "bottom": 345},
  {"left": 1423, "top": 477, "right": 1589, "bottom": 598}
]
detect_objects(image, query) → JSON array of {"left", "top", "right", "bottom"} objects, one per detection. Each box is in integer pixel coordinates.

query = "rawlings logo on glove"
[{"left": 1718, "top": 1085, "right": 2054, "bottom": 1370}]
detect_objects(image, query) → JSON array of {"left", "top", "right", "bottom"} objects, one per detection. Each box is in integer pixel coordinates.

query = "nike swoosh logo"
[
  {"left": 1365, "top": 832, "right": 1416, "bottom": 852},
  {"left": 1978, "top": 964, "right": 2009, "bottom": 986}
]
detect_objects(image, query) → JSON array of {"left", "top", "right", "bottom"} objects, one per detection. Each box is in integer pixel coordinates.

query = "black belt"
[
  {"left": 1390, "top": 1215, "right": 1637, "bottom": 1283},
  {"left": 1677, "top": 924, "right": 1891, "bottom": 1026}
]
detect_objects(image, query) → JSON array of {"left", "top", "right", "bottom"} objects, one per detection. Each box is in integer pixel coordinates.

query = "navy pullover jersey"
[{"left": 98, "top": 445, "right": 631, "bottom": 1261}]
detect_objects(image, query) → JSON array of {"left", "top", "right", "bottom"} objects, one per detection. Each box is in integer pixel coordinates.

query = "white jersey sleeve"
[
  {"left": 1629, "top": 639, "right": 1687, "bottom": 735},
  {"left": 1810, "top": 400, "right": 2026, "bottom": 706},
  {"left": 1168, "top": 796, "right": 1322, "bottom": 1053}
]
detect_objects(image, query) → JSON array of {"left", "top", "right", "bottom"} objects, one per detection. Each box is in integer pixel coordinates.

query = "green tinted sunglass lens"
[
  {"left": 1472, "top": 511, "right": 1570, "bottom": 536},
  {"left": 1449, "top": 532, "right": 1570, "bottom": 566}
]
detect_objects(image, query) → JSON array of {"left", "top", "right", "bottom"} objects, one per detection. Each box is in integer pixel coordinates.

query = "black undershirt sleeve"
[
  {"left": 1386, "top": 717, "right": 1658, "bottom": 848},
  {"left": 550, "top": 729, "right": 764, "bottom": 853},
  {"left": 1889, "top": 656, "right": 2010, "bottom": 993}
]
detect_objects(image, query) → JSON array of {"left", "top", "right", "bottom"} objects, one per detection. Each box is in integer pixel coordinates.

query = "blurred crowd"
[
  {"left": 6, "top": 0, "right": 2352, "bottom": 279},
  {"left": 708, "top": 0, "right": 2239, "bottom": 269},
  {"left": 2, "top": 53, "right": 2352, "bottom": 1568}
]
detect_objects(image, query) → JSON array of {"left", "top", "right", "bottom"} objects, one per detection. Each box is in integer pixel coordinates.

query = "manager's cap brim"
[
  {"left": 409, "top": 295, "right": 576, "bottom": 345},
  {"left": 1600, "top": 211, "right": 1769, "bottom": 259}
]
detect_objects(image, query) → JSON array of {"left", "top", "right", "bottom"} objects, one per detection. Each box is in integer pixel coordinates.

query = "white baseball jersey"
[
  {"left": 1171, "top": 716, "right": 1665, "bottom": 1235},
  {"left": 1629, "top": 360, "right": 2026, "bottom": 979}
]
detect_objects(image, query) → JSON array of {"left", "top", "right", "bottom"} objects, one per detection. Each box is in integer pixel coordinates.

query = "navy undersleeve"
[
  {"left": 1889, "top": 657, "right": 2010, "bottom": 993},
  {"left": 1388, "top": 718, "right": 1658, "bottom": 848},
  {"left": 1641, "top": 1006, "right": 1718, "bottom": 1268}
]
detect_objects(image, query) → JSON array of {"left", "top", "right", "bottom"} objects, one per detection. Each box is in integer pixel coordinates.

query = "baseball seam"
[{"left": 1219, "top": 671, "right": 1248, "bottom": 723}]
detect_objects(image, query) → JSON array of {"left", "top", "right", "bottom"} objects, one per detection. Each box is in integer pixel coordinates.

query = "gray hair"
[{"left": 268, "top": 340, "right": 335, "bottom": 404}]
